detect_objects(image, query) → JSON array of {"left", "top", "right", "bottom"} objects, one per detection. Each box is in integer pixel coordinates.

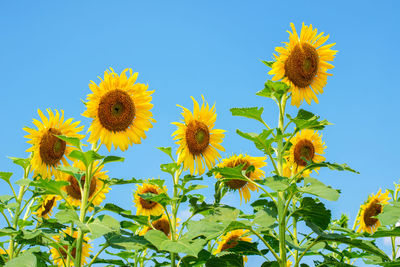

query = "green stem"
[
  {"left": 9, "top": 185, "right": 26, "bottom": 259},
  {"left": 75, "top": 161, "right": 94, "bottom": 266},
  {"left": 87, "top": 244, "right": 109, "bottom": 267},
  {"left": 170, "top": 167, "right": 182, "bottom": 267},
  {"left": 249, "top": 228, "right": 280, "bottom": 262},
  {"left": 295, "top": 237, "right": 320, "bottom": 266}
]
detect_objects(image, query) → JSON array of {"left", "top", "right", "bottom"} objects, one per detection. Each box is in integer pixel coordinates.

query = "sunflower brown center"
[
  {"left": 59, "top": 244, "right": 77, "bottom": 259},
  {"left": 39, "top": 128, "right": 66, "bottom": 166},
  {"left": 185, "top": 121, "right": 210, "bottom": 155},
  {"left": 224, "top": 159, "right": 251, "bottom": 190},
  {"left": 65, "top": 175, "right": 97, "bottom": 200},
  {"left": 284, "top": 43, "right": 319, "bottom": 88},
  {"left": 40, "top": 197, "right": 56, "bottom": 217},
  {"left": 293, "top": 139, "right": 315, "bottom": 166},
  {"left": 363, "top": 200, "right": 382, "bottom": 227},
  {"left": 98, "top": 89, "right": 136, "bottom": 132},
  {"left": 221, "top": 235, "right": 240, "bottom": 251},
  {"left": 152, "top": 218, "right": 171, "bottom": 237},
  {"left": 139, "top": 188, "right": 159, "bottom": 209}
]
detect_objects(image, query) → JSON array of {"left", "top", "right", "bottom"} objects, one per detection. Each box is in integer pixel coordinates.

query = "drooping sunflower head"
[
  {"left": 82, "top": 68, "right": 156, "bottom": 151},
  {"left": 34, "top": 195, "right": 61, "bottom": 219},
  {"left": 216, "top": 154, "right": 266, "bottom": 203},
  {"left": 59, "top": 160, "right": 110, "bottom": 208},
  {"left": 287, "top": 129, "right": 326, "bottom": 174},
  {"left": 23, "top": 109, "right": 84, "bottom": 179},
  {"left": 50, "top": 227, "right": 92, "bottom": 267},
  {"left": 172, "top": 96, "right": 225, "bottom": 175},
  {"left": 356, "top": 189, "right": 391, "bottom": 234},
  {"left": 215, "top": 229, "right": 252, "bottom": 262},
  {"left": 269, "top": 23, "right": 337, "bottom": 107},
  {"left": 134, "top": 182, "right": 167, "bottom": 216}
]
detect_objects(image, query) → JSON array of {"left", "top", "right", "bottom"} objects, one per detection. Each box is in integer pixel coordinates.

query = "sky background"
[{"left": 1, "top": 1, "right": 399, "bottom": 266}]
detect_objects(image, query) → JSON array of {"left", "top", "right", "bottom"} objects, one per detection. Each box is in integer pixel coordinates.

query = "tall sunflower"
[
  {"left": 216, "top": 154, "right": 266, "bottom": 203},
  {"left": 34, "top": 195, "right": 61, "bottom": 219},
  {"left": 82, "top": 68, "right": 155, "bottom": 151},
  {"left": 356, "top": 189, "right": 391, "bottom": 234},
  {"left": 269, "top": 23, "right": 337, "bottom": 107},
  {"left": 59, "top": 160, "right": 110, "bottom": 208},
  {"left": 172, "top": 96, "right": 225, "bottom": 175},
  {"left": 287, "top": 129, "right": 326, "bottom": 175},
  {"left": 215, "top": 229, "right": 252, "bottom": 262},
  {"left": 23, "top": 109, "right": 84, "bottom": 179},
  {"left": 50, "top": 228, "right": 92, "bottom": 267},
  {"left": 134, "top": 182, "right": 167, "bottom": 216}
]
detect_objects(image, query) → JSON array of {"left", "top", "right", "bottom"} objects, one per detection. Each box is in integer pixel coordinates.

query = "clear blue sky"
[{"left": 1, "top": 1, "right": 399, "bottom": 266}]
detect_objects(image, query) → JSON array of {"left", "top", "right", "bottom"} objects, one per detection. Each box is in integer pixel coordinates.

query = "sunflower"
[
  {"left": 356, "top": 189, "right": 391, "bottom": 234},
  {"left": 215, "top": 229, "right": 252, "bottom": 262},
  {"left": 23, "top": 109, "right": 84, "bottom": 179},
  {"left": 172, "top": 96, "right": 225, "bottom": 175},
  {"left": 82, "top": 68, "right": 155, "bottom": 151},
  {"left": 286, "top": 130, "right": 326, "bottom": 175},
  {"left": 134, "top": 182, "right": 167, "bottom": 216},
  {"left": 216, "top": 154, "right": 266, "bottom": 203},
  {"left": 139, "top": 214, "right": 181, "bottom": 239},
  {"left": 50, "top": 227, "right": 92, "bottom": 266},
  {"left": 59, "top": 160, "right": 110, "bottom": 208},
  {"left": 35, "top": 195, "right": 61, "bottom": 219},
  {"left": 269, "top": 23, "right": 337, "bottom": 107}
]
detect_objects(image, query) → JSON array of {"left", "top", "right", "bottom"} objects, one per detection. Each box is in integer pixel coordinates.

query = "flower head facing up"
[
  {"left": 215, "top": 229, "right": 252, "bottom": 262},
  {"left": 287, "top": 129, "right": 326, "bottom": 175},
  {"left": 172, "top": 96, "right": 225, "bottom": 175},
  {"left": 216, "top": 154, "right": 266, "bottom": 203},
  {"left": 134, "top": 182, "right": 167, "bottom": 217},
  {"left": 83, "top": 68, "right": 155, "bottom": 151},
  {"left": 356, "top": 189, "right": 391, "bottom": 234},
  {"left": 23, "top": 109, "right": 84, "bottom": 179},
  {"left": 269, "top": 23, "right": 337, "bottom": 107},
  {"left": 50, "top": 228, "right": 92, "bottom": 267}
]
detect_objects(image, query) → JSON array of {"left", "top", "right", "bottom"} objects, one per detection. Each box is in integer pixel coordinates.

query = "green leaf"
[
  {"left": 145, "top": 230, "right": 206, "bottom": 257},
  {"left": 101, "top": 156, "right": 124, "bottom": 165},
  {"left": 230, "top": 107, "right": 264, "bottom": 124},
  {"left": 15, "top": 179, "right": 32, "bottom": 187},
  {"left": 256, "top": 80, "right": 290, "bottom": 101},
  {"left": 4, "top": 253, "right": 36, "bottom": 267},
  {"left": 287, "top": 109, "right": 331, "bottom": 130},
  {"left": 236, "top": 129, "right": 274, "bottom": 154},
  {"left": 377, "top": 202, "right": 400, "bottom": 226},
  {"left": 55, "top": 135, "right": 81, "bottom": 149},
  {"left": 69, "top": 150, "right": 104, "bottom": 167},
  {"left": 157, "top": 147, "right": 173, "bottom": 159},
  {"left": 106, "top": 232, "right": 149, "bottom": 250},
  {"left": 0, "top": 172, "right": 13, "bottom": 183},
  {"left": 293, "top": 197, "right": 331, "bottom": 230},
  {"left": 261, "top": 60, "right": 274, "bottom": 68},
  {"left": 300, "top": 177, "right": 340, "bottom": 201},
  {"left": 258, "top": 176, "right": 289, "bottom": 191},
  {"left": 303, "top": 161, "right": 359, "bottom": 174},
  {"left": 88, "top": 215, "right": 120, "bottom": 239},
  {"left": 211, "top": 165, "right": 247, "bottom": 180},
  {"left": 371, "top": 227, "right": 400, "bottom": 238},
  {"left": 206, "top": 253, "right": 244, "bottom": 267},
  {"left": 55, "top": 209, "right": 79, "bottom": 224},
  {"left": 160, "top": 163, "right": 180, "bottom": 175},
  {"left": 107, "top": 177, "right": 144, "bottom": 185},
  {"left": 31, "top": 179, "right": 69, "bottom": 195},
  {"left": 253, "top": 210, "right": 276, "bottom": 230},
  {"left": 8, "top": 157, "right": 30, "bottom": 170},
  {"left": 139, "top": 193, "right": 171, "bottom": 206}
]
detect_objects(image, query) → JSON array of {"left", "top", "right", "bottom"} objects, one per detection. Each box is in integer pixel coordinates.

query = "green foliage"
[
  {"left": 300, "top": 177, "right": 340, "bottom": 201},
  {"left": 256, "top": 80, "right": 290, "bottom": 101},
  {"left": 293, "top": 197, "right": 331, "bottom": 230},
  {"left": 236, "top": 129, "right": 275, "bottom": 155},
  {"left": 230, "top": 107, "right": 265, "bottom": 124},
  {"left": 69, "top": 150, "right": 104, "bottom": 167},
  {"left": 88, "top": 215, "right": 120, "bottom": 239},
  {"left": 287, "top": 109, "right": 331, "bottom": 130},
  {"left": 55, "top": 135, "right": 81, "bottom": 149}
]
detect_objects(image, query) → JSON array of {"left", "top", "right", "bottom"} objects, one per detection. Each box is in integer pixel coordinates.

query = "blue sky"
[{"left": 1, "top": 0, "right": 399, "bottom": 266}]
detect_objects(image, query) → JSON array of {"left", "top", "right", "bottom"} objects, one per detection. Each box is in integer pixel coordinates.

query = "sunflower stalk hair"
[
  {"left": 75, "top": 159, "right": 94, "bottom": 267},
  {"left": 277, "top": 93, "right": 288, "bottom": 267}
]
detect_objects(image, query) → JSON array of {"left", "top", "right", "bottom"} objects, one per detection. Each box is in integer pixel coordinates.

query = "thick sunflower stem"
[
  {"left": 8, "top": 185, "right": 26, "bottom": 260},
  {"left": 170, "top": 168, "right": 181, "bottom": 267},
  {"left": 75, "top": 162, "right": 94, "bottom": 267},
  {"left": 277, "top": 94, "right": 288, "bottom": 267}
]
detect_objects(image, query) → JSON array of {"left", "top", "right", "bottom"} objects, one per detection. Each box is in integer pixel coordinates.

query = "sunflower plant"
[{"left": 1, "top": 23, "right": 400, "bottom": 267}]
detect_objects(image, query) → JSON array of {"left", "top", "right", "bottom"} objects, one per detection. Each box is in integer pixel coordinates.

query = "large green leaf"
[
  {"left": 139, "top": 192, "right": 171, "bottom": 206},
  {"left": 287, "top": 109, "right": 331, "bottom": 130},
  {"left": 55, "top": 135, "right": 81, "bottom": 149},
  {"left": 145, "top": 230, "right": 206, "bottom": 257},
  {"left": 31, "top": 179, "right": 69, "bottom": 196},
  {"left": 206, "top": 253, "right": 244, "bottom": 267},
  {"left": 377, "top": 202, "right": 400, "bottom": 226},
  {"left": 230, "top": 107, "right": 264, "bottom": 124},
  {"left": 4, "top": 253, "right": 36, "bottom": 267},
  {"left": 300, "top": 177, "right": 340, "bottom": 201},
  {"left": 293, "top": 197, "right": 331, "bottom": 230},
  {"left": 68, "top": 150, "right": 104, "bottom": 167},
  {"left": 0, "top": 172, "right": 13, "bottom": 183},
  {"left": 258, "top": 176, "right": 289, "bottom": 191},
  {"left": 157, "top": 147, "right": 173, "bottom": 159},
  {"left": 160, "top": 163, "right": 180, "bottom": 175},
  {"left": 101, "top": 156, "right": 124, "bottom": 165},
  {"left": 8, "top": 157, "right": 30, "bottom": 170},
  {"left": 303, "top": 161, "right": 359, "bottom": 174},
  {"left": 105, "top": 232, "right": 149, "bottom": 250},
  {"left": 236, "top": 129, "right": 274, "bottom": 155},
  {"left": 88, "top": 215, "right": 120, "bottom": 239}
]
